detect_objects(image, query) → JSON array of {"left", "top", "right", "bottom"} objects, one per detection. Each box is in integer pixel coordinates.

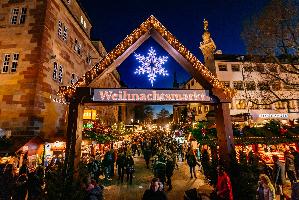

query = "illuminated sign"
[
  {"left": 93, "top": 89, "right": 211, "bottom": 102},
  {"left": 83, "top": 110, "right": 97, "bottom": 120},
  {"left": 259, "top": 113, "right": 289, "bottom": 118}
]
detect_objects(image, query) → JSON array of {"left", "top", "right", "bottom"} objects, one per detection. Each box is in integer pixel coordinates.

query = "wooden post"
[
  {"left": 63, "top": 98, "right": 80, "bottom": 184},
  {"left": 74, "top": 105, "right": 83, "bottom": 177},
  {"left": 215, "top": 102, "right": 234, "bottom": 168}
]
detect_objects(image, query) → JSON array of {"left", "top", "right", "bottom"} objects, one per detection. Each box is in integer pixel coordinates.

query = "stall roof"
[{"left": 0, "top": 136, "right": 44, "bottom": 156}]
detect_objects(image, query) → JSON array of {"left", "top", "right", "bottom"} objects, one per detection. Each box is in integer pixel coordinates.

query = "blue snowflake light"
[{"left": 134, "top": 47, "right": 169, "bottom": 86}]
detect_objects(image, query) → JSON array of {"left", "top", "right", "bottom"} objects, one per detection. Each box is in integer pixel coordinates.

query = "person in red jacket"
[{"left": 216, "top": 165, "right": 233, "bottom": 200}]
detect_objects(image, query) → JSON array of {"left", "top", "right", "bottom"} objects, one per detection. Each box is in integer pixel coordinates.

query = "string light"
[{"left": 58, "top": 15, "right": 235, "bottom": 100}]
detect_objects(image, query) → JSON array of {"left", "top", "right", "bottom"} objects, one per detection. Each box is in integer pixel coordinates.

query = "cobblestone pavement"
[{"left": 101, "top": 155, "right": 213, "bottom": 200}]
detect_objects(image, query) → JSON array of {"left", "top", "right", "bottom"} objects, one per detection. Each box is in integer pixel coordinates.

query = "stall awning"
[{"left": 0, "top": 136, "right": 44, "bottom": 156}]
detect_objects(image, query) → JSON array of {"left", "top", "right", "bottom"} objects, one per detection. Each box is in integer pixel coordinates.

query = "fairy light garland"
[{"left": 58, "top": 15, "right": 235, "bottom": 100}]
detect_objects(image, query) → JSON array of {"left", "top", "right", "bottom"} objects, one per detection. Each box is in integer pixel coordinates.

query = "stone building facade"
[
  {"left": 181, "top": 20, "right": 299, "bottom": 124},
  {"left": 0, "top": 0, "right": 119, "bottom": 140}
]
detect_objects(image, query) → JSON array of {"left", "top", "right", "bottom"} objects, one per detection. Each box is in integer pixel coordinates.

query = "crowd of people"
[{"left": 2, "top": 129, "right": 299, "bottom": 200}]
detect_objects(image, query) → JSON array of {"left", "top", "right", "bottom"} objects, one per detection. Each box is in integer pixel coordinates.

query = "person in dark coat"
[
  {"left": 291, "top": 147, "right": 299, "bottom": 178},
  {"left": 186, "top": 150, "right": 197, "bottom": 178},
  {"left": 14, "top": 173, "right": 28, "bottom": 200},
  {"left": 87, "top": 179, "right": 104, "bottom": 200},
  {"left": 125, "top": 154, "right": 135, "bottom": 184},
  {"left": 27, "top": 170, "right": 43, "bottom": 200},
  {"left": 143, "top": 146, "right": 151, "bottom": 169},
  {"left": 272, "top": 155, "right": 286, "bottom": 199},
  {"left": 142, "top": 178, "right": 168, "bottom": 200},
  {"left": 19, "top": 161, "right": 29, "bottom": 177},
  {"left": 103, "top": 150, "right": 113, "bottom": 179},
  {"left": 116, "top": 151, "right": 126, "bottom": 183},
  {"left": 0, "top": 164, "right": 15, "bottom": 200},
  {"left": 165, "top": 156, "right": 175, "bottom": 191},
  {"left": 154, "top": 158, "right": 166, "bottom": 186},
  {"left": 285, "top": 151, "right": 297, "bottom": 185}
]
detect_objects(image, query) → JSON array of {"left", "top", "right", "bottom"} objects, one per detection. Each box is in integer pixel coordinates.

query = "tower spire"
[{"left": 199, "top": 18, "right": 217, "bottom": 75}]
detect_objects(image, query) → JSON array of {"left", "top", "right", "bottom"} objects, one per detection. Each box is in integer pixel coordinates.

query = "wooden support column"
[
  {"left": 215, "top": 102, "right": 234, "bottom": 168},
  {"left": 74, "top": 104, "right": 83, "bottom": 177},
  {"left": 63, "top": 98, "right": 80, "bottom": 184}
]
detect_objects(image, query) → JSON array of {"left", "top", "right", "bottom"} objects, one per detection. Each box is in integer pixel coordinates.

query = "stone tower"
[{"left": 199, "top": 19, "right": 217, "bottom": 75}]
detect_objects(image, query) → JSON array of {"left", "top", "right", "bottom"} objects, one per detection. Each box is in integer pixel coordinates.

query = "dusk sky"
[{"left": 78, "top": 0, "right": 269, "bottom": 114}]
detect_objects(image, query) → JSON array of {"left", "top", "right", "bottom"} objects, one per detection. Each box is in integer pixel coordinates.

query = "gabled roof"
[{"left": 58, "top": 15, "right": 235, "bottom": 100}]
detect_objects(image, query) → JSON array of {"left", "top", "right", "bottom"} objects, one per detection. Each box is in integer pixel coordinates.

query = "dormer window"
[
  {"left": 218, "top": 64, "right": 227, "bottom": 71},
  {"left": 70, "top": 73, "right": 78, "bottom": 85},
  {"left": 80, "top": 16, "right": 87, "bottom": 29}
]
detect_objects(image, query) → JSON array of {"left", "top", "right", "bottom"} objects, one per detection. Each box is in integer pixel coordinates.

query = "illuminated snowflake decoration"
[{"left": 134, "top": 47, "right": 169, "bottom": 86}]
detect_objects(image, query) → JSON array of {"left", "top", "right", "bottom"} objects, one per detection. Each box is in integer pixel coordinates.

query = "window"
[
  {"left": 10, "top": 7, "right": 26, "bottom": 25},
  {"left": 221, "top": 81, "right": 230, "bottom": 87},
  {"left": 191, "top": 80, "right": 194, "bottom": 86},
  {"left": 197, "top": 106, "right": 202, "bottom": 114},
  {"left": 74, "top": 39, "right": 82, "bottom": 55},
  {"left": 267, "top": 65, "right": 277, "bottom": 73},
  {"left": 2, "top": 54, "right": 10, "bottom": 73},
  {"left": 236, "top": 100, "right": 246, "bottom": 109},
  {"left": 58, "top": 21, "right": 62, "bottom": 37},
  {"left": 233, "top": 81, "right": 244, "bottom": 90},
  {"left": 80, "top": 16, "right": 84, "bottom": 24},
  {"left": 63, "top": 26, "right": 68, "bottom": 41},
  {"left": 231, "top": 64, "right": 240, "bottom": 72},
  {"left": 58, "top": 65, "right": 63, "bottom": 83},
  {"left": 245, "top": 81, "right": 256, "bottom": 90},
  {"left": 288, "top": 100, "right": 296, "bottom": 109},
  {"left": 70, "top": 73, "right": 77, "bottom": 85},
  {"left": 271, "top": 81, "right": 281, "bottom": 91},
  {"left": 187, "top": 84, "right": 190, "bottom": 89},
  {"left": 80, "top": 16, "right": 87, "bottom": 29},
  {"left": 204, "top": 105, "right": 209, "bottom": 112},
  {"left": 2, "top": 53, "right": 19, "bottom": 73},
  {"left": 275, "top": 101, "right": 286, "bottom": 109},
  {"left": 11, "top": 53, "right": 19, "bottom": 72},
  {"left": 58, "top": 20, "right": 68, "bottom": 42},
  {"left": 19, "top": 8, "right": 27, "bottom": 24},
  {"left": 86, "top": 55, "right": 91, "bottom": 65},
  {"left": 243, "top": 65, "right": 253, "bottom": 72},
  {"left": 52, "top": 62, "right": 58, "bottom": 80},
  {"left": 218, "top": 64, "right": 227, "bottom": 71},
  {"left": 255, "top": 64, "right": 265, "bottom": 72},
  {"left": 11, "top": 8, "right": 19, "bottom": 24},
  {"left": 258, "top": 82, "right": 270, "bottom": 90}
]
